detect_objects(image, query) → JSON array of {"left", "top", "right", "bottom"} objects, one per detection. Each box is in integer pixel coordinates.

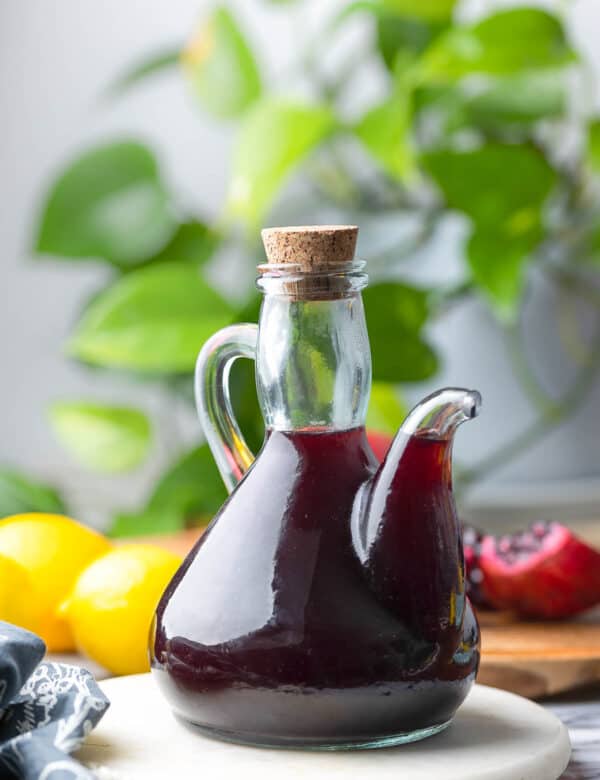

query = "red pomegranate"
[
  {"left": 464, "top": 522, "right": 600, "bottom": 619},
  {"left": 366, "top": 430, "right": 393, "bottom": 463}
]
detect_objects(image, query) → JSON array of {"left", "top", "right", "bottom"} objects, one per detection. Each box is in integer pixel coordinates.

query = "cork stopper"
[
  {"left": 261, "top": 225, "right": 358, "bottom": 269},
  {"left": 260, "top": 226, "right": 359, "bottom": 300}
]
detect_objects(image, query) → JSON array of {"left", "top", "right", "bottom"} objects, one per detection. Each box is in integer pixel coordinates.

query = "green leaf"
[
  {"left": 466, "top": 228, "right": 539, "bottom": 320},
  {"left": 460, "top": 71, "right": 566, "bottom": 126},
  {"left": 149, "top": 221, "right": 220, "bottom": 267},
  {"left": 363, "top": 282, "right": 439, "bottom": 382},
  {"left": 419, "top": 72, "right": 566, "bottom": 135},
  {"left": 227, "top": 98, "right": 335, "bottom": 228},
  {"left": 69, "top": 263, "right": 235, "bottom": 372},
  {"left": 36, "top": 141, "right": 177, "bottom": 266},
  {"left": 421, "top": 8, "right": 574, "bottom": 83},
  {"left": 587, "top": 120, "right": 600, "bottom": 172},
  {"left": 381, "top": 0, "right": 455, "bottom": 20},
  {"left": 224, "top": 294, "right": 264, "bottom": 454},
  {"left": 108, "top": 48, "right": 181, "bottom": 95},
  {"left": 377, "top": 14, "right": 447, "bottom": 70},
  {"left": 342, "top": 0, "right": 456, "bottom": 22},
  {"left": 0, "top": 469, "right": 66, "bottom": 517},
  {"left": 229, "top": 358, "right": 265, "bottom": 455},
  {"left": 423, "top": 144, "right": 554, "bottom": 318},
  {"left": 422, "top": 143, "right": 556, "bottom": 231},
  {"left": 366, "top": 382, "right": 408, "bottom": 433},
  {"left": 584, "top": 224, "right": 600, "bottom": 265},
  {"left": 415, "top": 73, "right": 566, "bottom": 147},
  {"left": 183, "top": 7, "right": 261, "bottom": 118},
  {"left": 50, "top": 402, "right": 152, "bottom": 473},
  {"left": 111, "top": 444, "right": 227, "bottom": 536},
  {"left": 355, "top": 89, "right": 413, "bottom": 179},
  {"left": 110, "top": 508, "right": 185, "bottom": 537}
]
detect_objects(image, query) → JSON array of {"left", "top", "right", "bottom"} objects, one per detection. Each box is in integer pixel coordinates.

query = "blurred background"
[{"left": 3, "top": 0, "right": 600, "bottom": 536}]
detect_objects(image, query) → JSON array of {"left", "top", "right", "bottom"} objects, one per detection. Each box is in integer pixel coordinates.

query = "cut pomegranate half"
[
  {"left": 366, "top": 430, "right": 393, "bottom": 463},
  {"left": 478, "top": 522, "right": 600, "bottom": 619},
  {"left": 463, "top": 525, "right": 494, "bottom": 610}
]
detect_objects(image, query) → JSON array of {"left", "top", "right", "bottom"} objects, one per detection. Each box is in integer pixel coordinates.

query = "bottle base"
[{"left": 176, "top": 716, "right": 453, "bottom": 751}]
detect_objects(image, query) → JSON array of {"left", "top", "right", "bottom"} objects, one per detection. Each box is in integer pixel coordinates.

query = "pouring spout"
[
  {"left": 351, "top": 387, "right": 482, "bottom": 636},
  {"left": 400, "top": 388, "right": 481, "bottom": 440}
]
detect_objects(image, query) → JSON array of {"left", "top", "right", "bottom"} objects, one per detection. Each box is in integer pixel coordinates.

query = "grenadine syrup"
[{"left": 150, "top": 427, "right": 479, "bottom": 747}]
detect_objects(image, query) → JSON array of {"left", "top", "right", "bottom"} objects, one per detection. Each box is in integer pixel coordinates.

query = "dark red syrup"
[{"left": 151, "top": 427, "right": 479, "bottom": 746}]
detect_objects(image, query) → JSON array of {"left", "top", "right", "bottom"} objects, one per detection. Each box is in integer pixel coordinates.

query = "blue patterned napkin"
[{"left": 0, "top": 622, "right": 109, "bottom": 779}]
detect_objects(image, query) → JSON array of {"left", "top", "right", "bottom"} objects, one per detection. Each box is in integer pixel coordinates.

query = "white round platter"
[{"left": 75, "top": 674, "right": 571, "bottom": 780}]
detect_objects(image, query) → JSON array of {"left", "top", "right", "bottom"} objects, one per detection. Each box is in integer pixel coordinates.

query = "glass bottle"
[{"left": 150, "top": 225, "right": 480, "bottom": 749}]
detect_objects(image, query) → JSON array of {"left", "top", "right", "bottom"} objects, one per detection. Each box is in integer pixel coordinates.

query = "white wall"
[
  {"left": 0, "top": 0, "right": 348, "bottom": 527},
  {"left": 2, "top": 0, "right": 600, "bottom": 528}
]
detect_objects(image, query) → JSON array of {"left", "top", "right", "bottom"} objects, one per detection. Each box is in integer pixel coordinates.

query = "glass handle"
[{"left": 194, "top": 324, "right": 258, "bottom": 493}]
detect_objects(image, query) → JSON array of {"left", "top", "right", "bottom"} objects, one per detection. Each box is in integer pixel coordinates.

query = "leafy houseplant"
[{"left": 9, "top": 0, "right": 600, "bottom": 533}]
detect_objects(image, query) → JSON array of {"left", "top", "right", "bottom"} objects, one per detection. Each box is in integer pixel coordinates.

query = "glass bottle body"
[{"left": 150, "top": 266, "right": 479, "bottom": 748}]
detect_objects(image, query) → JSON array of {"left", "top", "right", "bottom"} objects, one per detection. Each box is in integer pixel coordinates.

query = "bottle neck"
[{"left": 256, "top": 292, "right": 371, "bottom": 432}]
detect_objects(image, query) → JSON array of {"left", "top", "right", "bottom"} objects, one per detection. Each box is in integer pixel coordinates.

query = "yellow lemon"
[
  {"left": 0, "top": 553, "right": 41, "bottom": 634},
  {"left": 0, "top": 513, "right": 111, "bottom": 651},
  {"left": 62, "top": 545, "right": 181, "bottom": 675}
]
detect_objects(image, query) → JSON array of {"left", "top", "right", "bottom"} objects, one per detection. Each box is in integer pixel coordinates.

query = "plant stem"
[
  {"left": 550, "top": 266, "right": 600, "bottom": 309},
  {"left": 429, "top": 279, "right": 474, "bottom": 319},
  {"left": 504, "top": 321, "right": 558, "bottom": 413},
  {"left": 460, "top": 317, "right": 600, "bottom": 487}
]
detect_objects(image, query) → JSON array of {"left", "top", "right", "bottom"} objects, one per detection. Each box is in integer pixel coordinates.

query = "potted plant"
[{"left": 10, "top": 0, "right": 600, "bottom": 534}]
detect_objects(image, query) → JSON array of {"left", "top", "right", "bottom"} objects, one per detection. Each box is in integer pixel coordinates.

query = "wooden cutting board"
[
  {"left": 477, "top": 609, "right": 600, "bottom": 698},
  {"left": 135, "top": 529, "right": 600, "bottom": 699}
]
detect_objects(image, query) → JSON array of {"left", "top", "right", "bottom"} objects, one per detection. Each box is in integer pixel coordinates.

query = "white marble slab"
[{"left": 76, "top": 674, "right": 571, "bottom": 780}]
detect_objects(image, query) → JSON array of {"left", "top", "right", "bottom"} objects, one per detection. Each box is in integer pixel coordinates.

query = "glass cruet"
[{"left": 150, "top": 225, "right": 480, "bottom": 749}]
